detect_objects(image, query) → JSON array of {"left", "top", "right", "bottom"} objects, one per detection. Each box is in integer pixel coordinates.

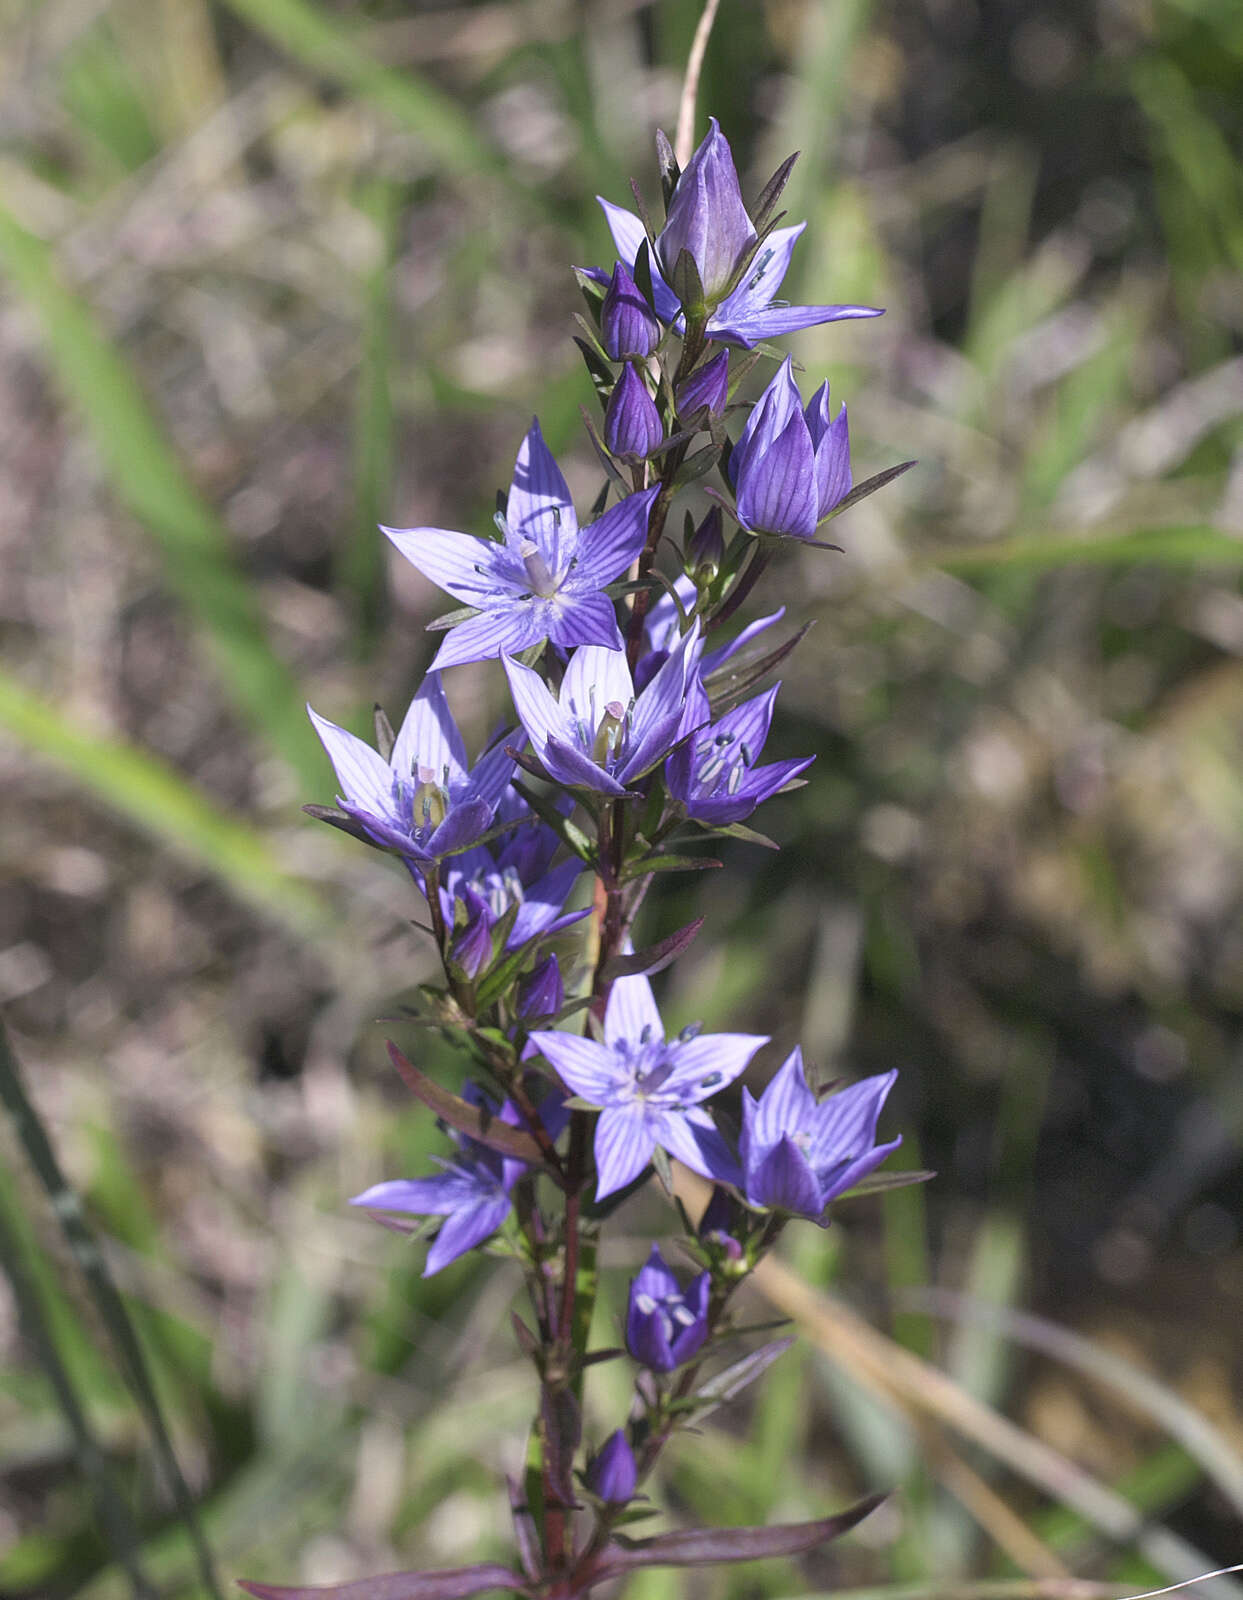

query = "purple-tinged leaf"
[
  {"left": 706, "top": 624, "right": 814, "bottom": 716},
  {"left": 588, "top": 1494, "right": 886, "bottom": 1579},
  {"left": 600, "top": 917, "right": 704, "bottom": 981},
  {"left": 507, "top": 1477, "right": 541, "bottom": 1582},
  {"left": 838, "top": 1167, "right": 936, "bottom": 1197},
  {"left": 820, "top": 458, "right": 917, "bottom": 521},
  {"left": 236, "top": 1564, "right": 528, "bottom": 1600},
  {"left": 385, "top": 1043, "right": 544, "bottom": 1165},
  {"left": 691, "top": 1337, "right": 796, "bottom": 1422}
]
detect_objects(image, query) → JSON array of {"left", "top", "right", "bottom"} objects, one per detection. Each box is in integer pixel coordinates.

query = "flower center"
[{"left": 519, "top": 539, "right": 559, "bottom": 599}]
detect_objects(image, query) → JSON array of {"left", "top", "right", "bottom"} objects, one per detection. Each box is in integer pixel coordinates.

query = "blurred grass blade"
[
  {"left": 0, "top": 200, "right": 322, "bottom": 790},
  {"left": 911, "top": 1289, "right": 1243, "bottom": 1520},
  {"left": 753, "top": 1251, "right": 1243, "bottom": 1597},
  {"left": 220, "top": 0, "right": 499, "bottom": 175},
  {"left": 0, "top": 1019, "right": 223, "bottom": 1599},
  {"left": 345, "top": 175, "right": 399, "bottom": 652},
  {"left": 931, "top": 524, "right": 1243, "bottom": 572},
  {"left": 0, "top": 1179, "right": 157, "bottom": 1600},
  {"left": 0, "top": 670, "right": 328, "bottom": 935}
]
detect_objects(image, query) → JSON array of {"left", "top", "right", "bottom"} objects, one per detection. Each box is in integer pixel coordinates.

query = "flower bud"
[
  {"left": 656, "top": 119, "right": 757, "bottom": 305},
  {"left": 586, "top": 1430, "right": 637, "bottom": 1504},
  {"left": 675, "top": 349, "right": 729, "bottom": 419},
  {"left": 604, "top": 362, "right": 663, "bottom": 461},
  {"left": 601, "top": 261, "right": 659, "bottom": 360},
  {"left": 684, "top": 507, "right": 724, "bottom": 583},
  {"left": 517, "top": 955, "right": 563, "bottom": 1021},
  {"left": 450, "top": 890, "right": 494, "bottom": 979}
]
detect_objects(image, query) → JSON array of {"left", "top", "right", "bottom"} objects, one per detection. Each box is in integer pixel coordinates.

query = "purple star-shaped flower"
[
  {"left": 625, "top": 1245, "right": 711, "bottom": 1371},
  {"left": 729, "top": 357, "right": 852, "bottom": 540},
  {"left": 350, "top": 1086, "right": 567, "bottom": 1276},
  {"left": 592, "top": 121, "right": 882, "bottom": 349},
  {"left": 503, "top": 625, "right": 702, "bottom": 797},
  {"left": 308, "top": 673, "right": 513, "bottom": 864},
  {"left": 667, "top": 678, "right": 814, "bottom": 827},
  {"left": 741, "top": 1049, "right": 901, "bottom": 1222},
  {"left": 528, "top": 972, "right": 768, "bottom": 1198},
  {"left": 383, "top": 419, "right": 658, "bottom": 669}
]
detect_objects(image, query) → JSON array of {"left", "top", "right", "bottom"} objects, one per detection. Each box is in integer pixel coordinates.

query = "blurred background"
[{"left": 2, "top": 0, "right": 1242, "bottom": 1596}]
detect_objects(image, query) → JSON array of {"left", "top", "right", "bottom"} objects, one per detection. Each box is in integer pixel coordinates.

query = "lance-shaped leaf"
[
  {"left": 385, "top": 1043, "right": 545, "bottom": 1165},
  {"left": 838, "top": 1167, "right": 936, "bottom": 1198},
  {"left": 820, "top": 459, "right": 917, "bottom": 522},
  {"left": 237, "top": 1564, "right": 529, "bottom": 1600},
  {"left": 690, "top": 1336, "right": 796, "bottom": 1423},
  {"left": 587, "top": 1494, "right": 886, "bottom": 1581},
  {"left": 600, "top": 917, "right": 704, "bottom": 981}
]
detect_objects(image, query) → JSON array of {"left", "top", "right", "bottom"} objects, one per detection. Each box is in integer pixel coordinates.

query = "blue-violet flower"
[
  {"left": 666, "top": 678, "right": 814, "bottom": 827},
  {"left": 626, "top": 1245, "right": 711, "bottom": 1371},
  {"left": 308, "top": 673, "right": 513, "bottom": 865},
  {"left": 504, "top": 626, "right": 702, "bottom": 798},
  {"left": 729, "top": 357, "right": 852, "bottom": 539},
  {"left": 604, "top": 361, "right": 663, "bottom": 461},
  {"left": 601, "top": 261, "right": 660, "bottom": 360},
  {"left": 384, "top": 418, "right": 658, "bottom": 668},
  {"left": 586, "top": 1431, "right": 638, "bottom": 1503},
  {"left": 740, "top": 1049, "right": 901, "bottom": 1221},
  {"left": 528, "top": 971, "right": 767, "bottom": 1198}
]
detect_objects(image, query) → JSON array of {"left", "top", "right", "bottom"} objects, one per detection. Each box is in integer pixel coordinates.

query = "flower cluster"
[{"left": 245, "top": 114, "right": 912, "bottom": 1600}]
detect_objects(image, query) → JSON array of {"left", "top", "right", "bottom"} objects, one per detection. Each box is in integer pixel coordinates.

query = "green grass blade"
[
  {"left": 0, "top": 1020, "right": 223, "bottom": 1600},
  {"left": 0, "top": 670, "right": 328, "bottom": 936},
  {"left": 929, "top": 524, "right": 1243, "bottom": 572},
  {"left": 0, "top": 200, "right": 322, "bottom": 791},
  {"left": 0, "top": 1176, "right": 156, "bottom": 1600},
  {"left": 219, "top": 0, "right": 499, "bottom": 176},
  {"left": 343, "top": 175, "right": 399, "bottom": 652}
]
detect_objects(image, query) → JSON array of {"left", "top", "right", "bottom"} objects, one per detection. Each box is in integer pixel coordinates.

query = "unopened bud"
[
  {"left": 675, "top": 349, "right": 729, "bottom": 419},
  {"left": 684, "top": 507, "right": 724, "bottom": 583},
  {"left": 601, "top": 261, "right": 660, "bottom": 361},
  {"left": 604, "top": 362, "right": 663, "bottom": 462}
]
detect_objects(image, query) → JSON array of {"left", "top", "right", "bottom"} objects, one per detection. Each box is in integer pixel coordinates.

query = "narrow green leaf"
[
  {"left": 220, "top": 0, "right": 500, "bottom": 176},
  {"left": 0, "top": 1021, "right": 223, "bottom": 1599},
  {"left": 0, "top": 671, "right": 328, "bottom": 936},
  {"left": 0, "top": 202, "right": 322, "bottom": 789}
]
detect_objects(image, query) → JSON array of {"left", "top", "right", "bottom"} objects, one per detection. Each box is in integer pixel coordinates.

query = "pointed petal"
[
  {"left": 658, "top": 1033, "right": 768, "bottom": 1104},
  {"left": 349, "top": 1176, "right": 467, "bottom": 1216},
  {"left": 546, "top": 590, "right": 624, "bottom": 652},
  {"left": 628, "top": 620, "right": 699, "bottom": 749},
  {"left": 561, "top": 645, "right": 634, "bottom": 726},
  {"left": 382, "top": 524, "right": 524, "bottom": 605},
  {"left": 630, "top": 1244, "right": 681, "bottom": 1303},
  {"left": 714, "top": 303, "right": 884, "bottom": 349},
  {"left": 597, "top": 198, "right": 681, "bottom": 323},
  {"left": 713, "top": 223, "right": 804, "bottom": 321},
  {"left": 503, "top": 655, "right": 572, "bottom": 754},
  {"left": 753, "top": 1047, "right": 818, "bottom": 1148},
  {"left": 431, "top": 604, "right": 548, "bottom": 669},
  {"left": 391, "top": 672, "right": 468, "bottom": 786},
  {"left": 685, "top": 756, "right": 815, "bottom": 825},
  {"left": 424, "top": 1193, "right": 513, "bottom": 1275},
  {"left": 735, "top": 410, "right": 818, "bottom": 539},
  {"left": 506, "top": 418, "right": 577, "bottom": 573},
  {"left": 527, "top": 1031, "right": 619, "bottom": 1101},
  {"left": 700, "top": 606, "right": 786, "bottom": 676},
  {"left": 815, "top": 403, "right": 852, "bottom": 515},
  {"left": 818, "top": 1136, "right": 903, "bottom": 1206},
  {"left": 464, "top": 739, "right": 517, "bottom": 812},
  {"left": 749, "top": 1136, "right": 823, "bottom": 1216},
  {"left": 543, "top": 735, "right": 630, "bottom": 795},
  {"left": 617, "top": 709, "right": 683, "bottom": 786},
  {"left": 604, "top": 972, "right": 664, "bottom": 1048},
  {"left": 656, "top": 1108, "right": 741, "bottom": 1187},
  {"left": 715, "top": 684, "right": 780, "bottom": 759},
  {"left": 809, "top": 1069, "right": 899, "bottom": 1169},
  {"left": 572, "top": 486, "right": 659, "bottom": 586},
  {"left": 731, "top": 356, "right": 803, "bottom": 484},
  {"left": 308, "top": 706, "right": 395, "bottom": 816},
  {"left": 594, "top": 1105, "right": 656, "bottom": 1198},
  {"left": 426, "top": 798, "right": 493, "bottom": 859}
]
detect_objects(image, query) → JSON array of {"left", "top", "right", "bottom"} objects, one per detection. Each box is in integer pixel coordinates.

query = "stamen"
[{"left": 519, "top": 538, "right": 558, "bottom": 598}]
